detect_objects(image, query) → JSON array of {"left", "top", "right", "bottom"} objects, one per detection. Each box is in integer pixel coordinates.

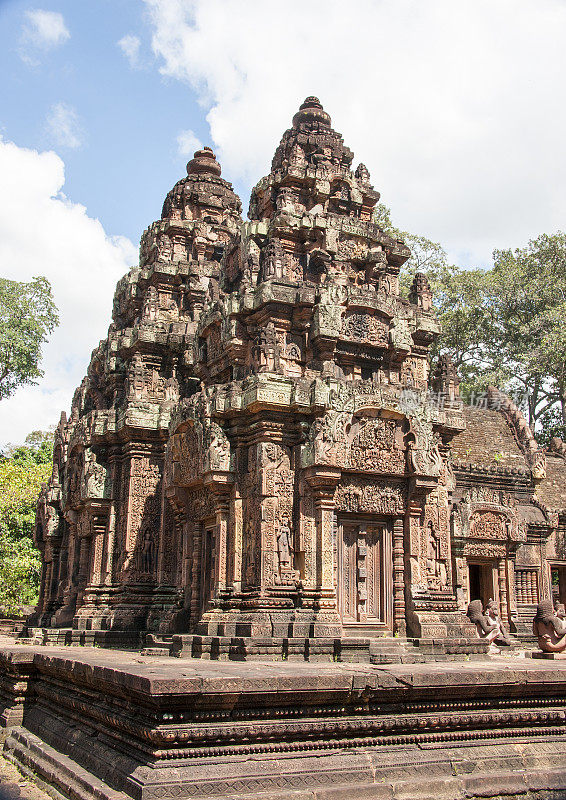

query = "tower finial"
[
  {"left": 292, "top": 96, "right": 331, "bottom": 129},
  {"left": 186, "top": 146, "right": 221, "bottom": 177}
]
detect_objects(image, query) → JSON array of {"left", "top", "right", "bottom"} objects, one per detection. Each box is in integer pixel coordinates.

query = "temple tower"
[
  {"left": 34, "top": 98, "right": 473, "bottom": 651},
  {"left": 163, "top": 97, "right": 467, "bottom": 642},
  {"left": 33, "top": 147, "right": 242, "bottom": 631}
]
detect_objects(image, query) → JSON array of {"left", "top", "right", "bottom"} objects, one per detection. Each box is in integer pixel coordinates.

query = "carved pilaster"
[
  {"left": 190, "top": 523, "right": 202, "bottom": 624},
  {"left": 102, "top": 454, "right": 119, "bottom": 586},
  {"left": 406, "top": 497, "right": 423, "bottom": 591},
  {"left": 214, "top": 494, "right": 230, "bottom": 592},
  {"left": 498, "top": 558, "right": 509, "bottom": 625},
  {"left": 304, "top": 466, "right": 341, "bottom": 591},
  {"left": 232, "top": 493, "right": 243, "bottom": 591},
  {"left": 393, "top": 516, "right": 405, "bottom": 635}
]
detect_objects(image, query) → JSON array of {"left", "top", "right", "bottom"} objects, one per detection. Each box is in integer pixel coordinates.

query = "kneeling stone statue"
[
  {"left": 533, "top": 600, "right": 566, "bottom": 653},
  {"left": 467, "top": 599, "right": 512, "bottom": 652}
]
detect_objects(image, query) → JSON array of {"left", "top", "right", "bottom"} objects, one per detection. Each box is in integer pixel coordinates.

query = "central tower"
[
  {"left": 33, "top": 98, "right": 473, "bottom": 656},
  {"left": 163, "top": 97, "right": 466, "bottom": 645}
]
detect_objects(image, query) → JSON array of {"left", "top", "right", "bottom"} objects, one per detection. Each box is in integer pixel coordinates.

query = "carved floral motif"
[{"left": 341, "top": 312, "right": 388, "bottom": 345}]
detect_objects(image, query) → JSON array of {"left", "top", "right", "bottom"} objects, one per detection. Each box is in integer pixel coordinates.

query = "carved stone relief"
[{"left": 334, "top": 477, "right": 406, "bottom": 515}]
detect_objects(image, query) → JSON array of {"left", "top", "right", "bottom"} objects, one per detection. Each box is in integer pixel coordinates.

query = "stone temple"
[
  {"left": 31, "top": 96, "right": 566, "bottom": 658},
  {"left": 5, "top": 96, "right": 566, "bottom": 800}
]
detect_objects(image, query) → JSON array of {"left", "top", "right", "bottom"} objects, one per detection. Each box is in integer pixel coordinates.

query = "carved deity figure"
[
  {"left": 157, "top": 234, "right": 172, "bottom": 262},
  {"left": 289, "top": 143, "right": 306, "bottom": 169},
  {"left": 277, "top": 517, "right": 293, "bottom": 572},
  {"left": 355, "top": 162, "right": 370, "bottom": 184},
  {"left": 205, "top": 422, "right": 230, "bottom": 472},
  {"left": 127, "top": 353, "right": 146, "bottom": 400},
  {"left": 83, "top": 452, "right": 106, "bottom": 499},
  {"left": 466, "top": 599, "right": 512, "bottom": 651},
  {"left": 253, "top": 322, "right": 281, "bottom": 374},
  {"left": 426, "top": 521, "right": 446, "bottom": 589},
  {"left": 533, "top": 600, "right": 566, "bottom": 653},
  {"left": 243, "top": 520, "right": 257, "bottom": 586},
  {"left": 164, "top": 373, "right": 180, "bottom": 404},
  {"left": 140, "top": 529, "right": 155, "bottom": 575},
  {"left": 261, "top": 240, "right": 284, "bottom": 281},
  {"left": 245, "top": 241, "right": 261, "bottom": 285},
  {"left": 143, "top": 286, "right": 159, "bottom": 321},
  {"left": 310, "top": 414, "right": 336, "bottom": 464},
  {"left": 390, "top": 318, "right": 413, "bottom": 352}
]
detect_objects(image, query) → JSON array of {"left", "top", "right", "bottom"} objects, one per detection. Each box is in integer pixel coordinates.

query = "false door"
[{"left": 338, "top": 519, "right": 393, "bottom": 629}]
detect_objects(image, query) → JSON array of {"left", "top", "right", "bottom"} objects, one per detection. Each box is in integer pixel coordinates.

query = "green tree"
[
  {"left": 374, "top": 203, "right": 495, "bottom": 399},
  {"left": 488, "top": 233, "right": 566, "bottom": 436},
  {"left": 0, "top": 275, "right": 59, "bottom": 401},
  {"left": 375, "top": 205, "right": 566, "bottom": 442},
  {"left": 0, "top": 430, "right": 53, "bottom": 615}
]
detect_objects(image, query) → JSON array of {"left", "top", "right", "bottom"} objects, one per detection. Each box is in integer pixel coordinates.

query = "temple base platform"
[
  {"left": 2, "top": 642, "right": 566, "bottom": 800},
  {"left": 530, "top": 651, "right": 566, "bottom": 660},
  {"left": 22, "top": 627, "right": 493, "bottom": 664}
]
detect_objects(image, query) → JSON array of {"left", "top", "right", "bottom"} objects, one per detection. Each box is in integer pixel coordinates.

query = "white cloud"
[
  {"left": 45, "top": 103, "right": 83, "bottom": 150},
  {"left": 118, "top": 34, "right": 142, "bottom": 69},
  {"left": 0, "top": 138, "right": 136, "bottom": 448},
  {"left": 177, "top": 128, "right": 203, "bottom": 157},
  {"left": 19, "top": 9, "right": 70, "bottom": 65},
  {"left": 145, "top": 0, "right": 566, "bottom": 266}
]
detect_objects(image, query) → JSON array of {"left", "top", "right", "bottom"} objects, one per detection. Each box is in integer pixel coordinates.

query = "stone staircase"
[
  {"left": 141, "top": 632, "right": 491, "bottom": 663},
  {"left": 514, "top": 603, "right": 538, "bottom": 640}
]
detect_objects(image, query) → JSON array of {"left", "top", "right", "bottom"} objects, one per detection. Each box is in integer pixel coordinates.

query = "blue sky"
[
  {"left": 1, "top": 0, "right": 566, "bottom": 445},
  {"left": 0, "top": 0, "right": 212, "bottom": 246}
]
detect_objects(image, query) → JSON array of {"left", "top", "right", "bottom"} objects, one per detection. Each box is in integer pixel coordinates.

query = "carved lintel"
[
  {"left": 203, "top": 470, "right": 234, "bottom": 493},
  {"left": 409, "top": 476, "right": 437, "bottom": 499},
  {"left": 302, "top": 465, "right": 341, "bottom": 494}
]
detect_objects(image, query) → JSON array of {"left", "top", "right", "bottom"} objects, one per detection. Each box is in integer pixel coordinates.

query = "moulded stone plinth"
[
  {"left": 531, "top": 651, "right": 566, "bottom": 659},
  {"left": 3, "top": 644, "right": 566, "bottom": 800}
]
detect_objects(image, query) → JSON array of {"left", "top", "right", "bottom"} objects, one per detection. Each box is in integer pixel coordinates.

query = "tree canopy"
[
  {"left": 375, "top": 204, "right": 566, "bottom": 443},
  {"left": 0, "top": 430, "right": 53, "bottom": 615},
  {"left": 0, "top": 275, "right": 58, "bottom": 401}
]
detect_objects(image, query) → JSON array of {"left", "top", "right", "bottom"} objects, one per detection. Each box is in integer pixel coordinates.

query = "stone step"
[{"left": 140, "top": 647, "right": 170, "bottom": 657}]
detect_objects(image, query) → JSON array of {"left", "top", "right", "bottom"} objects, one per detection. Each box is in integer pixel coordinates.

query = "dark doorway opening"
[
  {"left": 469, "top": 564, "right": 481, "bottom": 602},
  {"left": 552, "top": 565, "right": 566, "bottom": 606},
  {"left": 468, "top": 561, "right": 495, "bottom": 607}
]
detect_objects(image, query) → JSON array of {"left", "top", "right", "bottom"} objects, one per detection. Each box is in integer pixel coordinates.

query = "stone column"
[
  {"left": 314, "top": 490, "right": 336, "bottom": 589},
  {"left": 42, "top": 560, "right": 53, "bottom": 616},
  {"left": 506, "top": 557, "right": 517, "bottom": 629},
  {"left": 214, "top": 495, "right": 230, "bottom": 592},
  {"left": 406, "top": 497, "right": 423, "bottom": 592},
  {"left": 232, "top": 493, "right": 243, "bottom": 592},
  {"left": 392, "top": 516, "right": 406, "bottom": 636},
  {"left": 62, "top": 514, "right": 79, "bottom": 610},
  {"left": 181, "top": 515, "right": 193, "bottom": 611},
  {"left": 102, "top": 455, "right": 119, "bottom": 585},
  {"left": 50, "top": 547, "right": 61, "bottom": 601},
  {"left": 498, "top": 558, "right": 509, "bottom": 625},
  {"left": 301, "top": 466, "right": 343, "bottom": 638},
  {"left": 103, "top": 506, "right": 116, "bottom": 586},
  {"left": 55, "top": 546, "right": 68, "bottom": 607},
  {"left": 303, "top": 466, "right": 341, "bottom": 591},
  {"left": 88, "top": 507, "right": 107, "bottom": 587},
  {"left": 77, "top": 536, "right": 90, "bottom": 592},
  {"left": 190, "top": 523, "right": 202, "bottom": 624}
]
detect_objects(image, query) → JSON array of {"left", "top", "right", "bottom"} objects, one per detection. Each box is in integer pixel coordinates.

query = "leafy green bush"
[{"left": 0, "top": 431, "right": 52, "bottom": 615}]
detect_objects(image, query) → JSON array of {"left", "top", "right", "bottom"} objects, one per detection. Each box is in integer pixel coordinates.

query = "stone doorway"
[
  {"left": 468, "top": 561, "right": 496, "bottom": 607},
  {"left": 337, "top": 517, "right": 393, "bottom": 633},
  {"left": 551, "top": 564, "right": 566, "bottom": 606}
]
